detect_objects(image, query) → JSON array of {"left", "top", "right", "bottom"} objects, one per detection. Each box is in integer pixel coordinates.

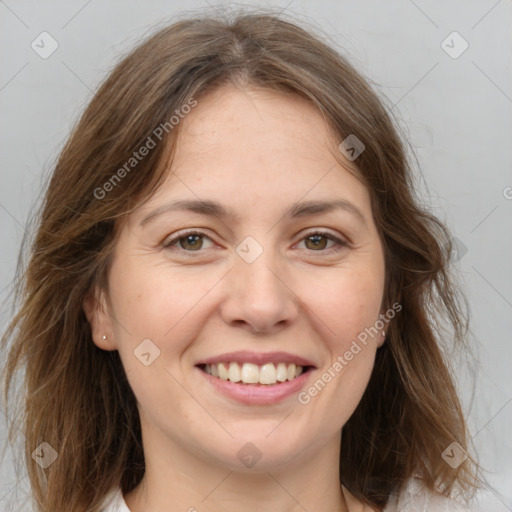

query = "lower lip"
[{"left": 196, "top": 367, "right": 314, "bottom": 405}]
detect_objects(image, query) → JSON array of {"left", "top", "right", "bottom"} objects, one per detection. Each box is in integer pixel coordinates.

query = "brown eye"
[
  {"left": 297, "top": 231, "right": 348, "bottom": 254},
  {"left": 179, "top": 234, "right": 204, "bottom": 251},
  {"left": 304, "top": 234, "right": 329, "bottom": 250},
  {"left": 162, "top": 231, "right": 214, "bottom": 252}
]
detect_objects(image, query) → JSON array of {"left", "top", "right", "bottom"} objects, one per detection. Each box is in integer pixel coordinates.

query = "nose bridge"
[{"left": 221, "top": 235, "right": 298, "bottom": 331}]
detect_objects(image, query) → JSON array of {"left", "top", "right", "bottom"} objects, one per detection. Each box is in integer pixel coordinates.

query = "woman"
[{"left": 1, "top": 9, "right": 479, "bottom": 512}]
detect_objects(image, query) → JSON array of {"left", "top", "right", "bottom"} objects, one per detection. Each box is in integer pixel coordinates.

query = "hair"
[{"left": 1, "top": 8, "right": 480, "bottom": 512}]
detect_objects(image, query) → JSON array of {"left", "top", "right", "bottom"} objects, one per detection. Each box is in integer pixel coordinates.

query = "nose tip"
[{"left": 220, "top": 251, "right": 298, "bottom": 333}]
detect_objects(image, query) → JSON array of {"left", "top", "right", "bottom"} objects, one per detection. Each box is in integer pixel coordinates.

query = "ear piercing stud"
[{"left": 102, "top": 335, "right": 107, "bottom": 340}]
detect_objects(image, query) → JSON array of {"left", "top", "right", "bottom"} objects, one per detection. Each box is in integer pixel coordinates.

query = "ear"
[
  {"left": 83, "top": 286, "right": 117, "bottom": 351},
  {"left": 376, "top": 309, "right": 388, "bottom": 349},
  {"left": 376, "top": 329, "right": 387, "bottom": 348}
]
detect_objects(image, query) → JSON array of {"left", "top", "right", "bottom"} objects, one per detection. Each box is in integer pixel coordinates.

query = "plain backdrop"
[{"left": 1, "top": 1, "right": 511, "bottom": 510}]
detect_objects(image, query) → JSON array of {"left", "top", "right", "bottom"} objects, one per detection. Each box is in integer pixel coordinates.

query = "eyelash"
[{"left": 162, "top": 229, "right": 349, "bottom": 256}]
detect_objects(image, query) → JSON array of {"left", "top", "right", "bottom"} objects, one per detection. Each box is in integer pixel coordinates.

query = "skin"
[{"left": 84, "top": 84, "right": 387, "bottom": 512}]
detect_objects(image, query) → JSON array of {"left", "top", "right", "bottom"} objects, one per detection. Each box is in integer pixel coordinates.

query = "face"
[{"left": 85, "top": 84, "right": 386, "bottom": 472}]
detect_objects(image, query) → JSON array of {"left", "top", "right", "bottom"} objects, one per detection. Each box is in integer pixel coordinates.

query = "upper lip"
[{"left": 196, "top": 351, "right": 317, "bottom": 368}]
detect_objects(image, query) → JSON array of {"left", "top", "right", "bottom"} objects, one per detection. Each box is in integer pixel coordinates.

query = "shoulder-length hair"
[{"left": 1, "top": 9, "right": 478, "bottom": 512}]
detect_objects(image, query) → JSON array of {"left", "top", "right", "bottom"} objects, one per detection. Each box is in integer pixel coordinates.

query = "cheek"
[
  {"left": 301, "top": 264, "right": 383, "bottom": 410},
  {"left": 107, "top": 256, "right": 223, "bottom": 357},
  {"left": 311, "top": 265, "right": 385, "bottom": 345}
]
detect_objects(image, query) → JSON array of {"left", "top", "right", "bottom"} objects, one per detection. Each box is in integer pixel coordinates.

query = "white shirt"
[{"left": 100, "top": 476, "right": 472, "bottom": 511}]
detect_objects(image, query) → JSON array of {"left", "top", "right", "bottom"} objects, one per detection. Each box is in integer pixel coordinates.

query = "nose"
[{"left": 219, "top": 245, "right": 299, "bottom": 334}]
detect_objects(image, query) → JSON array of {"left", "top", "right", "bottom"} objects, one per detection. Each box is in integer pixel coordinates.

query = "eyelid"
[
  {"left": 162, "top": 227, "right": 350, "bottom": 255},
  {"left": 294, "top": 229, "right": 350, "bottom": 252},
  {"left": 161, "top": 228, "right": 216, "bottom": 249},
  {"left": 298, "top": 228, "right": 348, "bottom": 243}
]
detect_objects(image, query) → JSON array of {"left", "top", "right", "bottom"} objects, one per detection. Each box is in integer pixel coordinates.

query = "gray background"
[{"left": 1, "top": 0, "right": 511, "bottom": 510}]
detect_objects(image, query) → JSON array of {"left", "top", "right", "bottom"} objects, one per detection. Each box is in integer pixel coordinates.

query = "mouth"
[
  {"left": 196, "top": 362, "right": 315, "bottom": 386},
  {"left": 194, "top": 351, "right": 317, "bottom": 404}
]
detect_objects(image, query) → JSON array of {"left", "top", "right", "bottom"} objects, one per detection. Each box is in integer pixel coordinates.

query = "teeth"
[
  {"left": 228, "top": 362, "right": 241, "bottom": 382},
  {"left": 241, "top": 363, "right": 259, "bottom": 383},
  {"left": 276, "top": 363, "right": 288, "bottom": 382},
  {"left": 260, "top": 363, "right": 276, "bottom": 384},
  {"left": 203, "top": 362, "right": 305, "bottom": 385},
  {"left": 287, "top": 363, "right": 296, "bottom": 381},
  {"left": 218, "top": 362, "right": 228, "bottom": 381}
]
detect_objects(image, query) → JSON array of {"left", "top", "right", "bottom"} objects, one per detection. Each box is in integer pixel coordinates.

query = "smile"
[{"left": 199, "top": 362, "right": 312, "bottom": 385}]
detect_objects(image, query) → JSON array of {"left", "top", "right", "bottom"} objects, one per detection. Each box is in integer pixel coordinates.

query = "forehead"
[
  {"left": 176, "top": 84, "right": 338, "bottom": 164},
  {"left": 132, "top": 84, "right": 372, "bottom": 225}
]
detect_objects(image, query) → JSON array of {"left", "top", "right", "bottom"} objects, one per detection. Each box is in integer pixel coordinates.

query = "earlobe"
[
  {"left": 376, "top": 330, "right": 386, "bottom": 348},
  {"left": 82, "top": 287, "right": 116, "bottom": 350}
]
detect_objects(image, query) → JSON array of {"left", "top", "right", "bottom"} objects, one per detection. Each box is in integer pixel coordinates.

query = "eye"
[
  {"left": 162, "top": 230, "right": 214, "bottom": 252},
  {"left": 296, "top": 230, "right": 348, "bottom": 253},
  {"left": 162, "top": 229, "right": 348, "bottom": 255}
]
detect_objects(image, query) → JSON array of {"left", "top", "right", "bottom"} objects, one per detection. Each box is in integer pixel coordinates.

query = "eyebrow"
[{"left": 139, "top": 198, "right": 367, "bottom": 227}]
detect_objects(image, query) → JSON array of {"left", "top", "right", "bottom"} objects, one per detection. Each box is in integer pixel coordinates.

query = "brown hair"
[{"left": 1, "top": 8, "right": 479, "bottom": 511}]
